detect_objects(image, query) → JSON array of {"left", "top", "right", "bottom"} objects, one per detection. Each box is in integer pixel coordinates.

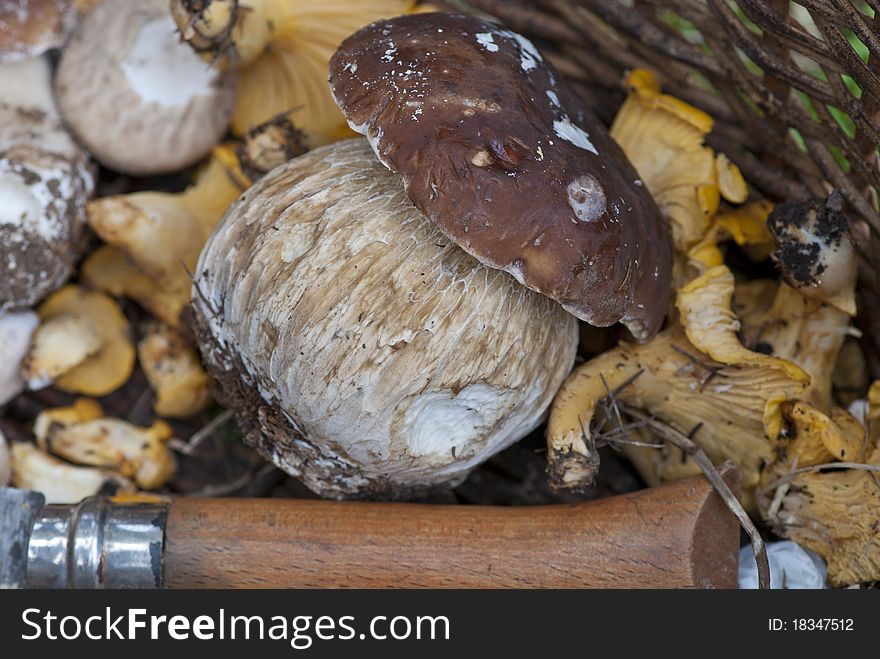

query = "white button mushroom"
[{"left": 192, "top": 139, "right": 579, "bottom": 498}]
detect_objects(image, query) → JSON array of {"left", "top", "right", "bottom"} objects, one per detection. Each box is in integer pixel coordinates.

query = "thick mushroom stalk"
[
  {"left": 170, "top": 0, "right": 413, "bottom": 143},
  {"left": 330, "top": 13, "right": 673, "bottom": 340},
  {"left": 547, "top": 266, "right": 808, "bottom": 504},
  {"left": 55, "top": 0, "right": 237, "bottom": 176},
  {"left": 191, "top": 138, "right": 579, "bottom": 498},
  {"left": 0, "top": 55, "right": 94, "bottom": 311}
]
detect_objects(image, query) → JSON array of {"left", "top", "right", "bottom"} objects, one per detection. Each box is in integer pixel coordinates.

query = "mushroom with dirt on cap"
[
  {"left": 54, "top": 0, "right": 237, "bottom": 176},
  {"left": 0, "top": 54, "right": 94, "bottom": 311},
  {"left": 767, "top": 190, "right": 857, "bottom": 316},
  {"left": 329, "top": 12, "right": 673, "bottom": 341}
]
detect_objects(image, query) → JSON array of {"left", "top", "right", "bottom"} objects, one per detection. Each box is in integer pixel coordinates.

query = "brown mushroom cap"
[{"left": 329, "top": 12, "right": 672, "bottom": 340}]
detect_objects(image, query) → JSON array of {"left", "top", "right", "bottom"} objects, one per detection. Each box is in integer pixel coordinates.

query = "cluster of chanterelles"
[{"left": 548, "top": 78, "right": 874, "bottom": 585}]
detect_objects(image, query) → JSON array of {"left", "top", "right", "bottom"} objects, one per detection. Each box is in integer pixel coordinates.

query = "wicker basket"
[{"left": 465, "top": 0, "right": 880, "bottom": 365}]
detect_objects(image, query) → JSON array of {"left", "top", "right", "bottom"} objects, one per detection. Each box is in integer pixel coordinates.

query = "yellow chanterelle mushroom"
[{"left": 23, "top": 286, "right": 135, "bottom": 396}]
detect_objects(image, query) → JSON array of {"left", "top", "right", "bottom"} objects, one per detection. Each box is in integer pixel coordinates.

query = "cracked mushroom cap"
[
  {"left": 55, "top": 0, "right": 236, "bottom": 175},
  {"left": 329, "top": 13, "right": 672, "bottom": 341}
]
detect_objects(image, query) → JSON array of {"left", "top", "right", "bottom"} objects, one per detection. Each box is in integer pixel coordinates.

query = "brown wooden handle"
[{"left": 164, "top": 468, "right": 740, "bottom": 589}]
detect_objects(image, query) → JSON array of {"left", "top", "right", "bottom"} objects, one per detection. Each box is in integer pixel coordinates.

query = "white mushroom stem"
[
  {"left": 0, "top": 55, "right": 93, "bottom": 311},
  {"left": 0, "top": 310, "right": 38, "bottom": 405}
]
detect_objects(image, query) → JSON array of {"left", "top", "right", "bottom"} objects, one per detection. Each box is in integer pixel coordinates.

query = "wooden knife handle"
[{"left": 164, "top": 467, "right": 740, "bottom": 589}]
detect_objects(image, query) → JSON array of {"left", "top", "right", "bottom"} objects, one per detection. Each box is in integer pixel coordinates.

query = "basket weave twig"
[{"left": 468, "top": 3, "right": 875, "bottom": 232}]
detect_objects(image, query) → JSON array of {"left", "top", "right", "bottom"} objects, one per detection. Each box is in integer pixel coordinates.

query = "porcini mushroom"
[
  {"left": 10, "top": 441, "right": 136, "bottom": 503},
  {"left": 0, "top": 55, "right": 94, "bottom": 310},
  {"left": 138, "top": 322, "right": 211, "bottom": 418},
  {"left": 170, "top": 0, "right": 413, "bottom": 143},
  {"left": 55, "top": 0, "right": 236, "bottom": 175},
  {"left": 610, "top": 69, "right": 748, "bottom": 254},
  {"left": 34, "top": 403, "right": 177, "bottom": 489},
  {"left": 329, "top": 13, "right": 673, "bottom": 340},
  {"left": 191, "top": 138, "right": 579, "bottom": 498},
  {"left": 23, "top": 285, "right": 135, "bottom": 396},
  {"left": 0, "top": 310, "right": 38, "bottom": 406}
]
